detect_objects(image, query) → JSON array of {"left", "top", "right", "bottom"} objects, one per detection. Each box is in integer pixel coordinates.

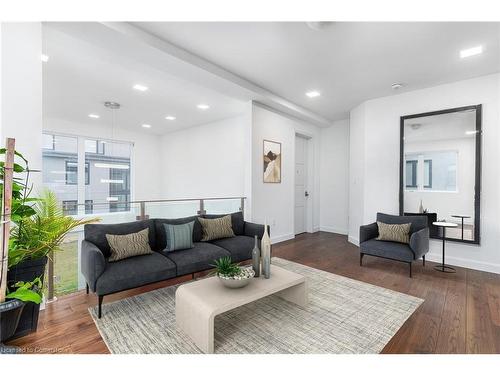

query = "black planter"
[
  {"left": 7, "top": 256, "right": 47, "bottom": 339},
  {"left": 0, "top": 299, "right": 25, "bottom": 353}
]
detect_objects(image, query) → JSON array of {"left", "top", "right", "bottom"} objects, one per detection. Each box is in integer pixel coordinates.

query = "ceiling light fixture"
[
  {"left": 142, "top": 124, "right": 151, "bottom": 128},
  {"left": 133, "top": 84, "right": 148, "bottom": 92},
  {"left": 165, "top": 115, "right": 176, "bottom": 121},
  {"left": 197, "top": 104, "right": 210, "bottom": 110},
  {"left": 391, "top": 83, "right": 405, "bottom": 90},
  {"left": 305, "top": 90, "right": 321, "bottom": 98},
  {"left": 88, "top": 114, "right": 100, "bottom": 119},
  {"left": 460, "top": 46, "right": 483, "bottom": 58},
  {"left": 41, "top": 54, "right": 49, "bottom": 62},
  {"left": 95, "top": 163, "right": 130, "bottom": 170}
]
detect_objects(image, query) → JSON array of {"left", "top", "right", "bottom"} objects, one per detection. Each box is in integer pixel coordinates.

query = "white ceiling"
[
  {"left": 134, "top": 22, "right": 500, "bottom": 121},
  {"left": 43, "top": 25, "right": 247, "bottom": 135}
]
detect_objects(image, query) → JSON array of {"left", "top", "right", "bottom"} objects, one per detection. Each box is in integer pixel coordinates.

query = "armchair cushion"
[
  {"left": 409, "top": 227, "right": 430, "bottom": 259},
  {"left": 360, "top": 239, "right": 414, "bottom": 262},
  {"left": 81, "top": 240, "right": 106, "bottom": 292}
]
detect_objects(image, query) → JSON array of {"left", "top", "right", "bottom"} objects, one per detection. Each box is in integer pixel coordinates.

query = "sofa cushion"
[
  {"left": 203, "top": 211, "right": 244, "bottom": 235},
  {"left": 155, "top": 216, "right": 202, "bottom": 250},
  {"left": 84, "top": 220, "right": 156, "bottom": 258},
  {"left": 164, "top": 242, "right": 230, "bottom": 276},
  {"left": 198, "top": 215, "right": 235, "bottom": 241},
  {"left": 95, "top": 252, "right": 176, "bottom": 295},
  {"left": 211, "top": 236, "right": 255, "bottom": 263},
  {"left": 163, "top": 221, "right": 195, "bottom": 252},
  {"left": 360, "top": 239, "right": 415, "bottom": 262},
  {"left": 106, "top": 228, "right": 154, "bottom": 262}
]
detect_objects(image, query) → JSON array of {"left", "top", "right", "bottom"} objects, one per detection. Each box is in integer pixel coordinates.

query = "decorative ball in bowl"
[{"left": 213, "top": 256, "right": 255, "bottom": 289}]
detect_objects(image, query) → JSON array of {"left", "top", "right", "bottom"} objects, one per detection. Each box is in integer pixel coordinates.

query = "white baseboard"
[
  {"left": 320, "top": 226, "right": 348, "bottom": 235},
  {"left": 348, "top": 236, "right": 360, "bottom": 246},
  {"left": 271, "top": 233, "right": 295, "bottom": 244},
  {"left": 312, "top": 226, "right": 320, "bottom": 233},
  {"left": 425, "top": 253, "right": 500, "bottom": 274}
]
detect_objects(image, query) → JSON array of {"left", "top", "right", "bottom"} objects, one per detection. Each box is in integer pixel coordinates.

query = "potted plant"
[
  {"left": 0, "top": 144, "right": 98, "bottom": 342},
  {"left": 212, "top": 256, "right": 255, "bottom": 289}
]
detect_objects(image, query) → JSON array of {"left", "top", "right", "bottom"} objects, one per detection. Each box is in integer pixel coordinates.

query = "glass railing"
[{"left": 47, "top": 197, "right": 246, "bottom": 300}]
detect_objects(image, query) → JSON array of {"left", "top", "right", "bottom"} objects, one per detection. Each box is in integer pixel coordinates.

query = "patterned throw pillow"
[
  {"left": 163, "top": 221, "right": 195, "bottom": 252},
  {"left": 106, "top": 228, "right": 153, "bottom": 262},
  {"left": 376, "top": 222, "right": 411, "bottom": 244},
  {"left": 198, "top": 215, "right": 235, "bottom": 241}
]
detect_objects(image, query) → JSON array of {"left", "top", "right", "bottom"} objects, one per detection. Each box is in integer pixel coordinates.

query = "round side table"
[
  {"left": 433, "top": 222, "right": 458, "bottom": 273},
  {"left": 451, "top": 214, "right": 471, "bottom": 240}
]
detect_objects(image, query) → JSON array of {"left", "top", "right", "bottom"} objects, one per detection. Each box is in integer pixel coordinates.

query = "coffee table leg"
[
  {"left": 276, "top": 281, "right": 308, "bottom": 307},
  {"left": 176, "top": 289, "right": 215, "bottom": 354}
]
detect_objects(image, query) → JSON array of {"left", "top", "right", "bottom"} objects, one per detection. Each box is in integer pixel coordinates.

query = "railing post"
[
  {"left": 240, "top": 197, "right": 245, "bottom": 217},
  {"left": 136, "top": 201, "right": 149, "bottom": 220},
  {"left": 197, "top": 199, "right": 206, "bottom": 215},
  {"left": 47, "top": 251, "right": 55, "bottom": 301}
]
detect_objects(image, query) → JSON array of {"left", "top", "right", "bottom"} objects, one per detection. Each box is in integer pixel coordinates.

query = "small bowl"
[{"left": 217, "top": 267, "right": 255, "bottom": 289}]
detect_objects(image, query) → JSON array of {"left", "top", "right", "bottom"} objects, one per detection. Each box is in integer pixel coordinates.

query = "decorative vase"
[
  {"left": 261, "top": 222, "right": 271, "bottom": 279},
  {"left": 251, "top": 235, "right": 261, "bottom": 277},
  {"left": 418, "top": 199, "right": 424, "bottom": 214}
]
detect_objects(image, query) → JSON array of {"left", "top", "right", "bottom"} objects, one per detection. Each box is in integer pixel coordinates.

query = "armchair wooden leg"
[
  {"left": 360, "top": 253, "right": 364, "bottom": 266},
  {"left": 409, "top": 262, "right": 412, "bottom": 278},
  {"left": 86, "top": 283, "right": 89, "bottom": 294},
  {"left": 98, "top": 295, "right": 103, "bottom": 319},
  {"left": 422, "top": 255, "right": 426, "bottom": 267}
]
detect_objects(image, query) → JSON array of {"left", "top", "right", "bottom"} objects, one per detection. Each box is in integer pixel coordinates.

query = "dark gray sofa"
[
  {"left": 359, "top": 212, "right": 429, "bottom": 277},
  {"left": 81, "top": 212, "right": 265, "bottom": 318}
]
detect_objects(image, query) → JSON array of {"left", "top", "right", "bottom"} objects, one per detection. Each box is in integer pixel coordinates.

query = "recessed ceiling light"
[
  {"left": 197, "top": 104, "right": 210, "bottom": 110},
  {"left": 305, "top": 90, "right": 321, "bottom": 98},
  {"left": 133, "top": 84, "right": 149, "bottom": 92},
  {"left": 88, "top": 114, "right": 100, "bottom": 119},
  {"left": 460, "top": 45, "right": 483, "bottom": 59},
  {"left": 142, "top": 124, "right": 152, "bottom": 128},
  {"left": 41, "top": 54, "right": 49, "bottom": 62},
  {"left": 391, "top": 83, "right": 405, "bottom": 90},
  {"left": 165, "top": 115, "right": 176, "bottom": 121}
]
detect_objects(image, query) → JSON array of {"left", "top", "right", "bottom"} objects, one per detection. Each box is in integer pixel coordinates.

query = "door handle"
[{"left": 305, "top": 191, "right": 309, "bottom": 197}]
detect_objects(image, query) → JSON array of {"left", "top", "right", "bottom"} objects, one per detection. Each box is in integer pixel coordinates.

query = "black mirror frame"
[{"left": 399, "top": 104, "right": 482, "bottom": 245}]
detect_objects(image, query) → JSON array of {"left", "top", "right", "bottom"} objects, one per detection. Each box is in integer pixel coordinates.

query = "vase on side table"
[
  {"left": 261, "top": 223, "right": 271, "bottom": 279},
  {"left": 251, "top": 235, "right": 261, "bottom": 277}
]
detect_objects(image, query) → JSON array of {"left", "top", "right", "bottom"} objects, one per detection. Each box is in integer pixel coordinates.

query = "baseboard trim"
[
  {"left": 271, "top": 233, "right": 295, "bottom": 244},
  {"left": 348, "top": 236, "right": 359, "bottom": 246},
  {"left": 425, "top": 253, "right": 500, "bottom": 274},
  {"left": 320, "top": 226, "right": 348, "bottom": 235}
]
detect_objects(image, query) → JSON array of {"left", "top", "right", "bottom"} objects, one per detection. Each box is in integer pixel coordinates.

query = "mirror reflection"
[{"left": 401, "top": 106, "right": 480, "bottom": 243}]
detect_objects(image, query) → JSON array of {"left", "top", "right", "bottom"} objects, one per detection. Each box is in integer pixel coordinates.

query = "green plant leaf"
[{"left": 6, "top": 288, "right": 42, "bottom": 304}]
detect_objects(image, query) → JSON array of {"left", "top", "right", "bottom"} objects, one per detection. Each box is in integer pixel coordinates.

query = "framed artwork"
[{"left": 263, "top": 139, "right": 281, "bottom": 183}]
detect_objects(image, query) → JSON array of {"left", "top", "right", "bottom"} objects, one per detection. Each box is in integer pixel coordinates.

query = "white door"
[{"left": 294, "top": 135, "right": 308, "bottom": 235}]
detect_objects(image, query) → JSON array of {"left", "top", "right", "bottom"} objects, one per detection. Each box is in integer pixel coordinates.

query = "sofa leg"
[
  {"left": 409, "top": 262, "right": 412, "bottom": 278},
  {"left": 86, "top": 283, "right": 89, "bottom": 294},
  {"left": 422, "top": 255, "right": 426, "bottom": 267},
  {"left": 98, "top": 295, "right": 103, "bottom": 319},
  {"left": 360, "top": 253, "right": 364, "bottom": 266}
]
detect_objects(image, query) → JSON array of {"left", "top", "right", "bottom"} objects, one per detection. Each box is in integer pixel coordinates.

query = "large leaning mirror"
[{"left": 400, "top": 105, "right": 481, "bottom": 244}]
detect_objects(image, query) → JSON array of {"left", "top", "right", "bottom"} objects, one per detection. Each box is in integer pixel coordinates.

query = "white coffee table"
[{"left": 175, "top": 264, "right": 308, "bottom": 353}]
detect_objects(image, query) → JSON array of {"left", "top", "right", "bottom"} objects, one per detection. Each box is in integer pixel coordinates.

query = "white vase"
[
  {"left": 261, "top": 222, "right": 271, "bottom": 279},
  {"left": 418, "top": 200, "right": 424, "bottom": 213}
]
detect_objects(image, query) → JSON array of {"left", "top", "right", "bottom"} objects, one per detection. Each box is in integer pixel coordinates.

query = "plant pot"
[
  {"left": 217, "top": 267, "right": 255, "bottom": 289},
  {"left": 0, "top": 299, "right": 25, "bottom": 353},
  {"left": 7, "top": 256, "right": 47, "bottom": 339}
]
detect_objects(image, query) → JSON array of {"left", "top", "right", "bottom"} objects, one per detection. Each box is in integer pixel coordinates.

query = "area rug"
[{"left": 89, "top": 257, "right": 423, "bottom": 354}]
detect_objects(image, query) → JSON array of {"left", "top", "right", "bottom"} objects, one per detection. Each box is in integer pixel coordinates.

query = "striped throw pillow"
[
  {"left": 198, "top": 215, "right": 235, "bottom": 241},
  {"left": 106, "top": 228, "right": 153, "bottom": 262},
  {"left": 163, "top": 221, "right": 195, "bottom": 252},
  {"left": 376, "top": 221, "right": 411, "bottom": 244}
]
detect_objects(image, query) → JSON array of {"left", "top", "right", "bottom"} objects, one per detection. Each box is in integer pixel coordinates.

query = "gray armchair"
[{"left": 359, "top": 212, "right": 429, "bottom": 277}]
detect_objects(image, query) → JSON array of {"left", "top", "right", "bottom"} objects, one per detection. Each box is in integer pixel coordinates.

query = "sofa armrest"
[
  {"left": 409, "top": 227, "right": 430, "bottom": 260},
  {"left": 244, "top": 221, "right": 267, "bottom": 240},
  {"left": 359, "top": 222, "right": 378, "bottom": 244},
  {"left": 81, "top": 240, "right": 106, "bottom": 292}
]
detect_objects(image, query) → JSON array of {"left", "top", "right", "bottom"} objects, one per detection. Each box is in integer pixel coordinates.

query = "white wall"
[
  {"left": 1, "top": 23, "right": 43, "bottom": 187},
  {"left": 159, "top": 115, "right": 248, "bottom": 200},
  {"left": 43, "top": 117, "right": 164, "bottom": 201},
  {"left": 251, "top": 103, "right": 320, "bottom": 243},
  {"left": 349, "top": 73, "right": 500, "bottom": 273},
  {"left": 319, "top": 119, "right": 349, "bottom": 234}
]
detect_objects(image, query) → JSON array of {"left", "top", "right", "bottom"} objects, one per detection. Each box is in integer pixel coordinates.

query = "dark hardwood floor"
[{"left": 8, "top": 232, "right": 500, "bottom": 354}]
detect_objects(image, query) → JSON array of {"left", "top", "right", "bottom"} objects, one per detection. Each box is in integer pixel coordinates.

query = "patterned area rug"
[{"left": 89, "top": 257, "right": 423, "bottom": 354}]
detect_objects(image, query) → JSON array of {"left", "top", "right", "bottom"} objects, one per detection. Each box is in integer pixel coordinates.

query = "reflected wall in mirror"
[{"left": 399, "top": 105, "right": 481, "bottom": 244}]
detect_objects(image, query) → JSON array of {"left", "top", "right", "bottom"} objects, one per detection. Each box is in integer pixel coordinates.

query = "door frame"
[{"left": 294, "top": 131, "right": 314, "bottom": 235}]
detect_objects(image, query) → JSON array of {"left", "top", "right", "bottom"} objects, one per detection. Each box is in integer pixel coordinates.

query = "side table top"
[{"left": 433, "top": 222, "right": 458, "bottom": 227}]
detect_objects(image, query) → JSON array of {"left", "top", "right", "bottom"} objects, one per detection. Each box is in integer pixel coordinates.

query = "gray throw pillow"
[
  {"left": 163, "top": 221, "right": 195, "bottom": 252},
  {"left": 106, "top": 228, "right": 153, "bottom": 262},
  {"left": 376, "top": 221, "right": 411, "bottom": 244}
]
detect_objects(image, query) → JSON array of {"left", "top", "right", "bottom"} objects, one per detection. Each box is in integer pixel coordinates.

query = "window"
[
  {"left": 85, "top": 139, "right": 105, "bottom": 154},
  {"left": 42, "top": 133, "right": 55, "bottom": 150},
  {"left": 62, "top": 200, "right": 77, "bottom": 215},
  {"left": 424, "top": 160, "right": 432, "bottom": 189},
  {"left": 405, "top": 160, "right": 417, "bottom": 188},
  {"left": 65, "top": 161, "right": 89, "bottom": 185}
]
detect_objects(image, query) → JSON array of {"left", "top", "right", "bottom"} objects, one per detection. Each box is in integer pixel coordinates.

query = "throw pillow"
[
  {"left": 376, "top": 221, "right": 411, "bottom": 244},
  {"left": 106, "top": 228, "right": 153, "bottom": 262},
  {"left": 163, "top": 221, "right": 195, "bottom": 252},
  {"left": 198, "top": 215, "right": 235, "bottom": 241}
]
